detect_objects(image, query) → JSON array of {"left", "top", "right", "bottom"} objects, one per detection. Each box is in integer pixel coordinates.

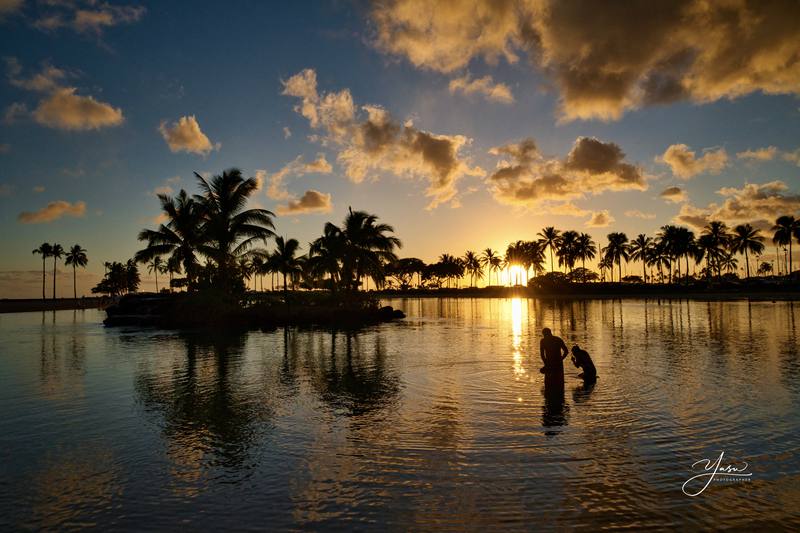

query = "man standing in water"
[{"left": 540, "top": 328, "right": 569, "bottom": 383}]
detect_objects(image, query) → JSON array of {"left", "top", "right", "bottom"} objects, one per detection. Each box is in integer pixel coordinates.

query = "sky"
[{"left": 1, "top": 0, "right": 800, "bottom": 297}]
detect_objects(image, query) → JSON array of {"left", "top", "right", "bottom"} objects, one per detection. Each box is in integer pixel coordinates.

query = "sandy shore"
[{"left": 0, "top": 298, "right": 106, "bottom": 313}]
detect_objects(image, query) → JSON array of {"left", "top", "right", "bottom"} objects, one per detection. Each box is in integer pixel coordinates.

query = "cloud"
[
  {"left": 487, "top": 136, "right": 647, "bottom": 209},
  {"left": 5, "top": 58, "right": 68, "bottom": 92},
  {"left": 549, "top": 202, "right": 590, "bottom": 217},
  {"left": 660, "top": 186, "right": 687, "bottom": 203},
  {"left": 264, "top": 153, "right": 332, "bottom": 200},
  {"left": 737, "top": 146, "right": 778, "bottom": 161},
  {"left": 448, "top": 73, "right": 514, "bottom": 103},
  {"left": 586, "top": 210, "right": 614, "bottom": 227},
  {"left": 159, "top": 116, "right": 218, "bottom": 155},
  {"left": 282, "top": 68, "right": 483, "bottom": 208},
  {"left": 32, "top": 185, "right": 45, "bottom": 193},
  {"left": 276, "top": 189, "right": 333, "bottom": 215},
  {"left": 283, "top": 126, "right": 291, "bottom": 139},
  {"left": 33, "top": 1, "right": 145, "bottom": 35},
  {"left": 625, "top": 209, "right": 657, "bottom": 219},
  {"left": 150, "top": 176, "right": 180, "bottom": 196},
  {"left": 370, "top": 0, "right": 800, "bottom": 121},
  {"left": 675, "top": 181, "right": 800, "bottom": 230},
  {"left": 658, "top": 144, "right": 728, "bottom": 179},
  {"left": 33, "top": 88, "right": 124, "bottom": 130},
  {"left": 17, "top": 200, "right": 86, "bottom": 223},
  {"left": 0, "top": 0, "right": 23, "bottom": 18},
  {"left": 4, "top": 102, "right": 28, "bottom": 124},
  {"left": 783, "top": 149, "right": 800, "bottom": 166}
]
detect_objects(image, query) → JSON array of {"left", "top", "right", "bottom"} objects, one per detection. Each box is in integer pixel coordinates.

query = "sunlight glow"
[
  {"left": 511, "top": 297, "right": 526, "bottom": 379},
  {"left": 501, "top": 265, "right": 527, "bottom": 287}
]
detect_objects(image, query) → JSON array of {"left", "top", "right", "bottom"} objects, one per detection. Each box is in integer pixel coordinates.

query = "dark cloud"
[
  {"left": 371, "top": 0, "right": 800, "bottom": 121},
  {"left": 487, "top": 136, "right": 647, "bottom": 208}
]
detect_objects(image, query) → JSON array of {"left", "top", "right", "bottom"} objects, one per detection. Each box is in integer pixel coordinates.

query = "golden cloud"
[
  {"left": 276, "top": 190, "right": 333, "bottom": 215},
  {"left": 586, "top": 210, "right": 614, "bottom": 228},
  {"left": 18, "top": 200, "right": 86, "bottom": 223},
  {"left": 487, "top": 136, "right": 648, "bottom": 208},
  {"left": 674, "top": 181, "right": 800, "bottom": 230},
  {"left": 736, "top": 146, "right": 778, "bottom": 161},
  {"left": 660, "top": 186, "right": 687, "bottom": 203},
  {"left": 33, "top": 88, "right": 123, "bottom": 130},
  {"left": 625, "top": 209, "right": 657, "bottom": 219},
  {"left": 658, "top": 144, "right": 728, "bottom": 179},
  {"left": 159, "top": 116, "right": 218, "bottom": 155},
  {"left": 283, "top": 68, "right": 483, "bottom": 209},
  {"left": 448, "top": 73, "right": 514, "bottom": 103},
  {"left": 370, "top": 0, "right": 800, "bottom": 121},
  {"left": 263, "top": 153, "right": 333, "bottom": 200},
  {"left": 33, "top": 1, "right": 145, "bottom": 34}
]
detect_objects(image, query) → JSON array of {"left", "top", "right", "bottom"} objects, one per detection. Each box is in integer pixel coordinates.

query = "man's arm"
[
  {"left": 560, "top": 339, "right": 569, "bottom": 360},
  {"left": 540, "top": 339, "right": 546, "bottom": 364}
]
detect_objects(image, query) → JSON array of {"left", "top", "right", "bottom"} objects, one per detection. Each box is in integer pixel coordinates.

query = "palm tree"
[
  {"left": 194, "top": 169, "right": 276, "bottom": 283},
  {"left": 576, "top": 233, "right": 597, "bottom": 273},
  {"left": 730, "top": 224, "right": 765, "bottom": 279},
  {"left": 701, "top": 221, "right": 730, "bottom": 280},
  {"left": 757, "top": 261, "right": 773, "bottom": 276},
  {"left": 308, "top": 222, "right": 346, "bottom": 289},
  {"left": 147, "top": 256, "right": 164, "bottom": 293},
  {"left": 335, "top": 208, "right": 402, "bottom": 291},
  {"left": 557, "top": 231, "right": 579, "bottom": 273},
  {"left": 628, "top": 234, "right": 651, "bottom": 282},
  {"left": 719, "top": 252, "right": 738, "bottom": 275},
  {"left": 50, "top": 244, "right": 63, "bottom": 299},
  {"left": 32, "top": 242, "right": 53, "bottom": 300},
  {"left": 603, "top": 233, "right": 629, "bottom": 283},
  {"left": 537, "top": 227, "right": 561, "bottom": 273},
  {"left": 165, "top": 255, "right": 182, "bottom": 291},
  {"left": 772, "top": 215, "right": 799, "bottom": 277},
  {"left": 463, "top": 250, "right": 482, "bottom": 287},
  {"left": 136, "top": 190, "right": 204, "bottom": 287},
  {"left": 64, "top": 244, "right": 88, "bottom": 299},
  {"left": 272, "top": 236, "right": 303, "bottom": 296},
  {"left": 481, "top": 248, "right": 499, "bottom": 285},
  {"left": 521, "top": 240, "right": 545, "bottom": 279}
]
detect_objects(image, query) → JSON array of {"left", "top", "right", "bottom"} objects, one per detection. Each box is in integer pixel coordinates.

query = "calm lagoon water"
[{"left": 1, "top": 298, "right": 799, "bottom": 530}]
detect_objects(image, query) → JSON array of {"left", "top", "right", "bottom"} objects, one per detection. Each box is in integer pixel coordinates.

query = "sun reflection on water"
[{"left": 511, "top": 298, "right": 527, "bottom": 379}]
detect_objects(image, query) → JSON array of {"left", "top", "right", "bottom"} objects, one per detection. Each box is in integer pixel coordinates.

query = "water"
[{"left": 1, "top": 298, "right": 799, "bottom": 530}]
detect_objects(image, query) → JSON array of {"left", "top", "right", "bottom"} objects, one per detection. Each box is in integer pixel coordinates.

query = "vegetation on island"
[
  {"left": 29, "top": 167, "right": 800, "bottom": 318},
  {"left": 100, "top": 168, "right": 405, "bottom": 327}
]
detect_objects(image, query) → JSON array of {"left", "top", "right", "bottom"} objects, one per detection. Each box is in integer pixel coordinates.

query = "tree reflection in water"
[
  {"left": 134, "top": 330, "right": 269, "bottom": 473},
  {"left": 306, "top": 330, "right": 401, "bottom": 417}
]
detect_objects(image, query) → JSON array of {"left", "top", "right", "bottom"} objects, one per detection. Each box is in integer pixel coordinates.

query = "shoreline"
[
  {"left": 374, "top": 285, "right": 800, "bottom": 301},
  {"left": 0, "top": 297, "right": 106, "bottom": 314}
]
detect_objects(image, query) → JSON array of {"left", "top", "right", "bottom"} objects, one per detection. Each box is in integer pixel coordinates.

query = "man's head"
[
  {"left": 542, "top": 328, "right": 552, "bottom": 337},
  {"left": 571, "top": 345, "right": 580, "bottom": 354}
]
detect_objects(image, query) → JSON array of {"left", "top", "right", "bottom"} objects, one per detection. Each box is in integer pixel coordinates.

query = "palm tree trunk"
[
  {"left": 73, "top": 265, "right": 77, "bottom": 299},
  {"left": 618, "top": 260, "right": 622, "bottom": 283},
  {"left": 42, "top": 257, "right": 46, "bottom": 300},
  {"left": 52, "top": 258, "right": 57, "bottom": 300},
  {"left": 550, "top": 248, "right": 554, "bottom": 273},
  {"left": 790, "top": 241, "right": 794, "bottom": 276},
  {"left": 155, "top": 270, "right": 159, "bottom": 293},
  {"left": 744, "top": 248, "right": 749, "bottom": 278}
]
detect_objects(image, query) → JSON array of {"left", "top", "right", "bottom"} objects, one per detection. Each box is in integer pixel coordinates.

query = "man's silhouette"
[{"left": 540, "top": 328, "right": 568, "bottom": 383}]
